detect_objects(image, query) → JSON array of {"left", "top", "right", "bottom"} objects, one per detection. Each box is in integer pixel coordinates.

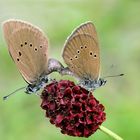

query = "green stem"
[{"left": 99, "top": 125, "right": 123, "bottom": 140}]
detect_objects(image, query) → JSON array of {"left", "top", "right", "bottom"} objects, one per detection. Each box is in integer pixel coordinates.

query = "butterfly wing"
[
  {"left": 68, "top": 21, "right": 98, "bottom": 43},
  {"left": 62, "top": 34, "right": 100, "bottom": 80},
  {"left": 3, "top": 20, "right": 48, "bottom": 84},
  {"left": 3, "top": 20, "right": 34, "bottom": 40}
]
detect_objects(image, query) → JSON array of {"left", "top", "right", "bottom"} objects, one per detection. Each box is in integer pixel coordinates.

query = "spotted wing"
[
  {"left": 68, "top": 21, "right": 98, "bottom": 44},
  {"left": 3, "top": 20, "right": 48, "bottom": 84},
  {"left": 62, "top": 34, "right": 100, "bottom": 80}
]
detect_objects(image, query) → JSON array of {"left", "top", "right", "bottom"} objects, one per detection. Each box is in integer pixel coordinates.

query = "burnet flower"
[
  {"left": 41, "top": 80, "right": 105, "bottom": 137},
  {"left": 40, "top": 79, "right": 123, "bottom": 140}
]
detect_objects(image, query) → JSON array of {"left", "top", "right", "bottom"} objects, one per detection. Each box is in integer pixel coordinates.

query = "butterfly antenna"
[
  {"left": 3, "top": 86, "right": 26, "bottom": 100},
  {"left": 103, "top": 73, "right": 124, "bottom": 79}
]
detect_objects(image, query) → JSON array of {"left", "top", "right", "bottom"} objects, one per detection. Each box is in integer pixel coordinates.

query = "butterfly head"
[{"left": 25, "top": 75, "right": 48, "bottom": 94}]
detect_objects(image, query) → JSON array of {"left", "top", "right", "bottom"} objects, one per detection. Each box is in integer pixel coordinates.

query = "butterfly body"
[{"left": 79, "top": 78, "right": 106, "bottom": 91}]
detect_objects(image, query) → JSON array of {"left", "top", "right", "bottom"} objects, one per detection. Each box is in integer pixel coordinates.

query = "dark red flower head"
[{"left": 41, "top": 80, "right": 106, "bottom": 137}]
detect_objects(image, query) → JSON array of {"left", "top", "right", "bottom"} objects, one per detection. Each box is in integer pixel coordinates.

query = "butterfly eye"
[{"left": 17, "top": 58, "right": 20, "bottom": 61}]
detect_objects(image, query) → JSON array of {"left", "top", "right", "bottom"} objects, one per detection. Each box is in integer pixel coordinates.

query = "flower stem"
[{"left": 99, "top": 125, "right": 123, "bottom": 140}]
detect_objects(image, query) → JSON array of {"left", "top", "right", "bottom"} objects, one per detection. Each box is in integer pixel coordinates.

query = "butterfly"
[
  {"left": 61, "top": 21, "right": 107, "bottom": 90},
  {"left": 3, "top": 19, "right": 63, "bottom": 95}
]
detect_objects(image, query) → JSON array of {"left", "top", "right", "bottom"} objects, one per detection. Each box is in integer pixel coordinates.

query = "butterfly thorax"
[
  {"left": 25, "top": 75, "right": 48, "bottom": 94},
  {"left": 79, "top": 78, "right": 107, "bottom": 91}
]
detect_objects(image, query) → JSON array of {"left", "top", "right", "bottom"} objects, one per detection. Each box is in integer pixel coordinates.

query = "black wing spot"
[
  {"left": 94, "top": 54, "right": 97, "bottom": 57},
  {"left": 19, "top": 52, "right": 22, "bottom": 56},
  {"left": 85, "top": 45, "right": 87, "bottom": 48},
  {"left": 75, "top": 55, "right": 78, "bottom": 59},
  {"left": 81, "top": 46, "right": 83, "bottom": 49},
  {"left": 21, "top": 44, "right": 23, "bottom": 47},
  {"left": 40, "top": 46, "right": 42, "bottom": 48},
  {"left": 30, "top": 43, "right": 32, "bottom": 47},
  {"left": 77, "top": 50, "right": 80, "bottom": 54},
  {"left": 17, "top": 58, "right": 20, "bottom": 61},
  {"left": 70, "top": 58, "right": 73, "bottom": 61},
  {"left": 25, "top": 42, "right": 27, "bottom": 45},
  {"left": 90, "top": 52, "right": 93, "bottom": 56},
  {"left": 34, "top": 48, "right": 38, "bottom": 51}
]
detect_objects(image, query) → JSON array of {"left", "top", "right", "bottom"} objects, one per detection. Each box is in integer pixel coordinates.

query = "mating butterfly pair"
[{"left": 3, "top": 20, "right": 106, "bottom": 96}]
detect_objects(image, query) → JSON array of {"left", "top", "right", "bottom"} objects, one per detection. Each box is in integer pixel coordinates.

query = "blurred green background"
[{"left": 0, "top": 0, "right": 140, "bottom": 140}]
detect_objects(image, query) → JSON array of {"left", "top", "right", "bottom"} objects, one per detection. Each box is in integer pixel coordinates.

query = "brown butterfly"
[
  {"left": 3, "top": 19, "right": 63, "bottom": 96},
  {"left": 62, "top": 22, "right": 107, "bottom": 90}
]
